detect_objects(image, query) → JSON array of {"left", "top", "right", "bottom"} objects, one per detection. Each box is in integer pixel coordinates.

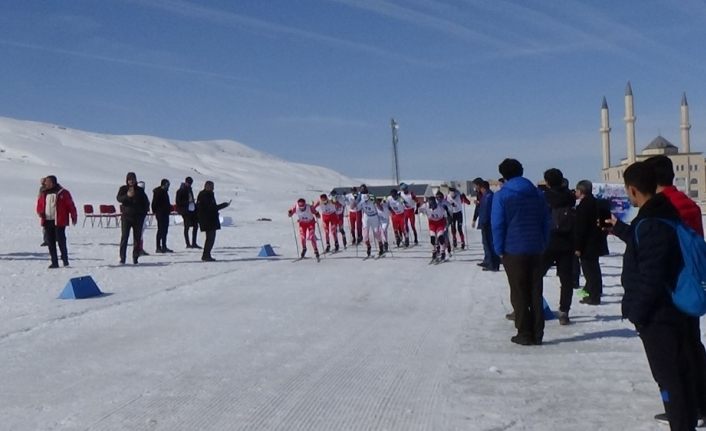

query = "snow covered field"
[{"left": 0, "top": 117, "right": 685, "bottom": 430}]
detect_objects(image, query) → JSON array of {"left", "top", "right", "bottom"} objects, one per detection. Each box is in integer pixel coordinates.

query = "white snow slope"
[{"left": 0, "top": 116, "right": 687, "bottom": 430}]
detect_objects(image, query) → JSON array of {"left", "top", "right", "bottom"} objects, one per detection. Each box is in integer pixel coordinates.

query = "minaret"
[
  {"left": 681, "top": 92, "right": 691, "bottom": 153},
  {"left": 624, "top": 82, "right": 636, "bottom": 164},
  {"left": 600, "top": 97, "right": 611, "bottom": 170}
]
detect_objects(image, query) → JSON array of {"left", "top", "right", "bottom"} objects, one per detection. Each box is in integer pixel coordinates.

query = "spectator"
[
  {"left": 152, "top": 178, "right": 173, "bottom": 253},
  {"left": 644, "top": 154, "right": 706, "bottom": 425},
  {"left": 176, "top": 176, "right": 200, "bottom": 249},
  {"left": 541, "top": 168, "right": 576, "bottom": 325},
  {"left": 491, "top": 158, "right": 550, "bottom": 346},
  {"left": 573, "top": 180, "right": 609, "bottom": 305},
  {"left": 36, "top": 175, "right": 77, "bottom": 268},
  {"left": 196, "top": 181, "right": 230, "bottom": 262},
  {"left": 117, "top": 172, "right": 150, "bottom": 265},
  {"left": 609, "top": 161, "right": 699, "bottom": 430},
  {"left": 477, "top": 180, "right": 500, "bottom": 271}
]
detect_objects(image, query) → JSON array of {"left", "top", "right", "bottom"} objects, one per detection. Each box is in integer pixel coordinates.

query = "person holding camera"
[
  {"left": 117, "top": 172, "right": 150, "bottom": 265},
  {"left": 573, "top": 180, "right": 609, "bottom": 305}
]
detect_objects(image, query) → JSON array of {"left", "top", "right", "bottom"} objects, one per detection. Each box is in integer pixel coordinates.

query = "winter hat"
[
  {"left": 126, "top": 172, "right": 137, "bottom": 183},
  {"left": 297, "top": 198, "right": 306, "bottom": 207},
  {"left": 320, "top": 193, "right": 328, "bottom": 200},
  {"left": 399, "top": 183, "right": 408, "bottom": 191}
]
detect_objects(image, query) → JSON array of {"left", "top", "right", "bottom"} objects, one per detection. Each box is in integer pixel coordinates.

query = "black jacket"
[
  {"left": 574, "top": 194, "right": 609, "bottom": 257},
  {"left": 544, "top": 186, "right": 575, "bottom": 253},
  {"left": 196, "top": 190, "right": 229, "bottom": 232},
  {"left": 613, "top": 194, "right": 684, "bottom": 327},
  {"left": 175, "top": 184, "right": 196, "bottom": 215},
  {"left": 151, "top": 186, "right": 172, "bottom": 216},
  {"left": 117, "top": 185, "right": 149, "bottom": 221}
]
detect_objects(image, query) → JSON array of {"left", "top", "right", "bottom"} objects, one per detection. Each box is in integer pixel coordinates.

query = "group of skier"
[{"left": 287, "top": 183, "right": 472, "bottom": 262}]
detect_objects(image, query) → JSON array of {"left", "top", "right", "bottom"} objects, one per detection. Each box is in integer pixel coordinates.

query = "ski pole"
[
  {"left": 315, "top": 219, "right": 326, "bottom": 259},
  {"left": 463, "top": 203, "right": 468, "bottom": 248},
  {"left": 290, "top": 216, "right": 300, "bottom": 257}
]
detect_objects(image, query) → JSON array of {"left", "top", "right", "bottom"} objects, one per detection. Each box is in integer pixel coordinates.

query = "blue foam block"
[{"left": 258, "top": 244, "right": 277, "bottom": 257}]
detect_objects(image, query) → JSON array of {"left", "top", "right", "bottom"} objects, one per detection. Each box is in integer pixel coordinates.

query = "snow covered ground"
[{"left": 0, "top": 116, "right": 687, "bottom": 430}]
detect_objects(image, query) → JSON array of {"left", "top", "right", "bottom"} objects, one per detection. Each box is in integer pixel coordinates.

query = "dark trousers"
[
  {"left": 688, "top": 318, "right": 706, "bottom": 418},
  {"left": 480, "top": 225, "right": 500, "bottom": 269},
  {"left": 203, "top": 230, "right": 216, "bottom": 259},
  {"left": 45, "top": 220, "right": 68, "bottom": 266},
  {"left": 640, "top": 318, "right": 698, "bottom": 431},
  {"left": 503, "top": 254, "right": 545, "bottom": 343},
  {"left": 183, "top": 213, "right": 198, "bottom": 246},
  {"left": 120, "top": 217, "right": 143, "bottom": 262},
  {"left": 450, "top": 212, "right": 464, "bottom": 244},
  {"left": 155, "top": 213, "right": 170, "bottom": 250},
  {"left": 542, "top": 250, "right": 575, "bottom": 313},
  {"left": 580, "top": 255, "right": 603, "bottom": 302}
]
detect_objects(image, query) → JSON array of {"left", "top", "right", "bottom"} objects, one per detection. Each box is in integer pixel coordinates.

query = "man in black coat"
[
  {"left": 117, "top": 172, "right": 150, "bottom": 264},
  {"left": 196, "top": 181, "right": 230, "bottom": 262},
  {"left": 175, "top": 176, "right": 200, "bottom": 249},
  {"left": 608, "top": 161, "right": 698, "bottom": 430},
  {"left": 573, "top": 179, "right": 609, "bottom": 305},
  {"left": 541, "top": 169, "right": 576, "bottom": 325},
  {"left": 151, "top": 179, "right": 173, "bottom": 253}
]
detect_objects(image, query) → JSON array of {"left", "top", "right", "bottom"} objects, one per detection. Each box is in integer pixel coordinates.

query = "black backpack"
[{"left": 551, "top": 206, "right": 575, "bottom": 234}]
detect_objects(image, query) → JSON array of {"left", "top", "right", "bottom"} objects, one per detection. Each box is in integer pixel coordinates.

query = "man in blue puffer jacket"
[{"left": 491, "top": 158, "right": 551, "bottom": 345}]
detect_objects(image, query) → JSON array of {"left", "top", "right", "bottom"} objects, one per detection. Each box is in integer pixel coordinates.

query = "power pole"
[{"left": 391, "top": 118, "right": 400, "bottom": 185}]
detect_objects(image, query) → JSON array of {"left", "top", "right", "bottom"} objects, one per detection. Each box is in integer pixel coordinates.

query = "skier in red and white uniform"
[
  {"left": 357, "top": 192, "right": 385, "bottom": 257},
  {"left": 399, "top": 183, "right": 419, "bottom": 246},
  {"left": 330, "top": 189, "right": 348, "bottom": 249},
  {"left": 418, "top": 191, "right": 453, "bottom": 261},
  {"left": 288, "top": 198, "right": 320, "bottom": 260},
  {"left": 446, "top": 187, "right": 472, "bottom": 249},
  {"left": 312, "top": 194, "right": 342, "bottom": 253},
  {"left": 346, "top": 187, "right": 363, "bottom": 245},
  {"left": 386, "top": 189, "right": 409, "bottom": 247}
]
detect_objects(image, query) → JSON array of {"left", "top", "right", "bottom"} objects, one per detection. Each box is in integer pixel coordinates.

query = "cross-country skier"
[
  {"left": 312, "top": 194, "right": 341, "bottom": 253},
  {"left": 357, "top": 192, "right": 385, "bottom": 258},
  {"left": 446, "top": 187, "right": 472, "bottom": 249},
  {"left": 418, "top": 191, "right": 452, "bottom": 262},
  {"left": 375, "top": 197, "right": 391, "bottom": 253},
  {"left": 288, "top": 198, "right": 321, "bottom": 260},
  {"left": 330, "top": 189, "right": 348, "bottom": 249},
  {"left": 386, "top": 189, "right": 408, "bottom": 247},
  {"left": 399, "top": 183, "right": 419, "bottom": 246},
  {"left": 346, "top": 187, "right": 363, "bottom": 245}
]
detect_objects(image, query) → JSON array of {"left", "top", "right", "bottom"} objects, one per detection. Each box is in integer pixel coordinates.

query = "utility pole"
[{"left": 391, "top": 118, "right": 400, "bottom": 185}]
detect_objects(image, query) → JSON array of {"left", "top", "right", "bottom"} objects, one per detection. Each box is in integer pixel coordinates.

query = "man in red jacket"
[
  {"left": 36, "top": 175, "right": 77, "bottom": 268},
  {"left": 645, "top": 155, "right": 706, "bottom": 426}
]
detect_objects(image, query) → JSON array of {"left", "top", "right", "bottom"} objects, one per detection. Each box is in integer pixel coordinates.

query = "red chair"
[
  {"left": 99, "top": 204, "right": 120, "bottom": 227},
  {"left": 82, "top": 204, "right": 99, "bottom": 227}
]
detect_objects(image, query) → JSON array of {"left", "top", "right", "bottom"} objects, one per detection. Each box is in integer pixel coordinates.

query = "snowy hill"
[{"left": 0, "top": 116, "right": 353, "bottom": 222}]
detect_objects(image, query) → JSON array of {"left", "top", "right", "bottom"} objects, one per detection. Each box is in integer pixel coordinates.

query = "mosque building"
[{"left": 600, "top": 82, "right": 703, "bottom": 199}]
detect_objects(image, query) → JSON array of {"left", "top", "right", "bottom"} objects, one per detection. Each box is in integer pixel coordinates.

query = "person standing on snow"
[
  {"left": 346, "top": 187, "right": 363, "bottom": 245},
  {"left": 330, "top": 190, "right": 348, "bottom": 250},
  {"left": 288, "top": 198, "right": 321, "bottom": 260},
  {"left": 175, "top": 176, "right": 200, "bottom": 249},
  {"left": 446, "top": 187, "right": 471, "bottom": 249},
  {"left": 375, "top": 197, "right": 391, "bottom": 253},
  {"left": 196, "top": 181, "right": 230, "bottom": 262},
  {"left": 357, "top": 192, "right": 385, "bottom": 258},
  {"left": 151, "top": 179, "right": 173, "bottom": 253},
  {"left": 117, "top": 172, "right": 150, "bottom": 265},
  {"left": 36, "top": 175, "right": 77, "bottom": 268}
]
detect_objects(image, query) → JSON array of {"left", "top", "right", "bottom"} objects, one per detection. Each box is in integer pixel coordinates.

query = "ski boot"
[
  {"left": 384, "top": 242, "right": 389, "bottom": 252},
  {"left": 301, "top": 248, "right": 307, "bottom": 259},
  {"left": 325, "top": 244, "right": 331, "bottom": 253},
  {"left": 315, "top": 250, "right": 320, "bottom": 262},
  {"left": 342, "top": 237, "right": 347, "bottom": 249},
  {"left": 453, "top": 239, "right": 458, "bottom": 249},
  {"left": 404, "top": 237, "right": 410, "bottom": 247},
  {"left": 334, "top": 242, "right": 340, "bottom": 252},
  {"left": 461, "top": 242, "right": 466, "bottom": 250},
  {"left": 351, "top": 235, "right": 356, "bottom": 245},
  {"left": 378, "top": 243, "right": 385, "bottom": 257},
  {"left": 440, "top": 251, "right": 446, "bottom": 261},
  {"left": 366, "top": 243, "right": 372, "bottom": 258}
]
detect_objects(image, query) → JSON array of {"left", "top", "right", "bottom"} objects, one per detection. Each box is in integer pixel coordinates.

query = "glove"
[{"left": 287, "top": 210, "right": 293, "bottom": 217}]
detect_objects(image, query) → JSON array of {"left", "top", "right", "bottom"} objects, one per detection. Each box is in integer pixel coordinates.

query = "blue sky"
[{"left": 2, "top": 0, "right": 706, "bottom": 184}]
